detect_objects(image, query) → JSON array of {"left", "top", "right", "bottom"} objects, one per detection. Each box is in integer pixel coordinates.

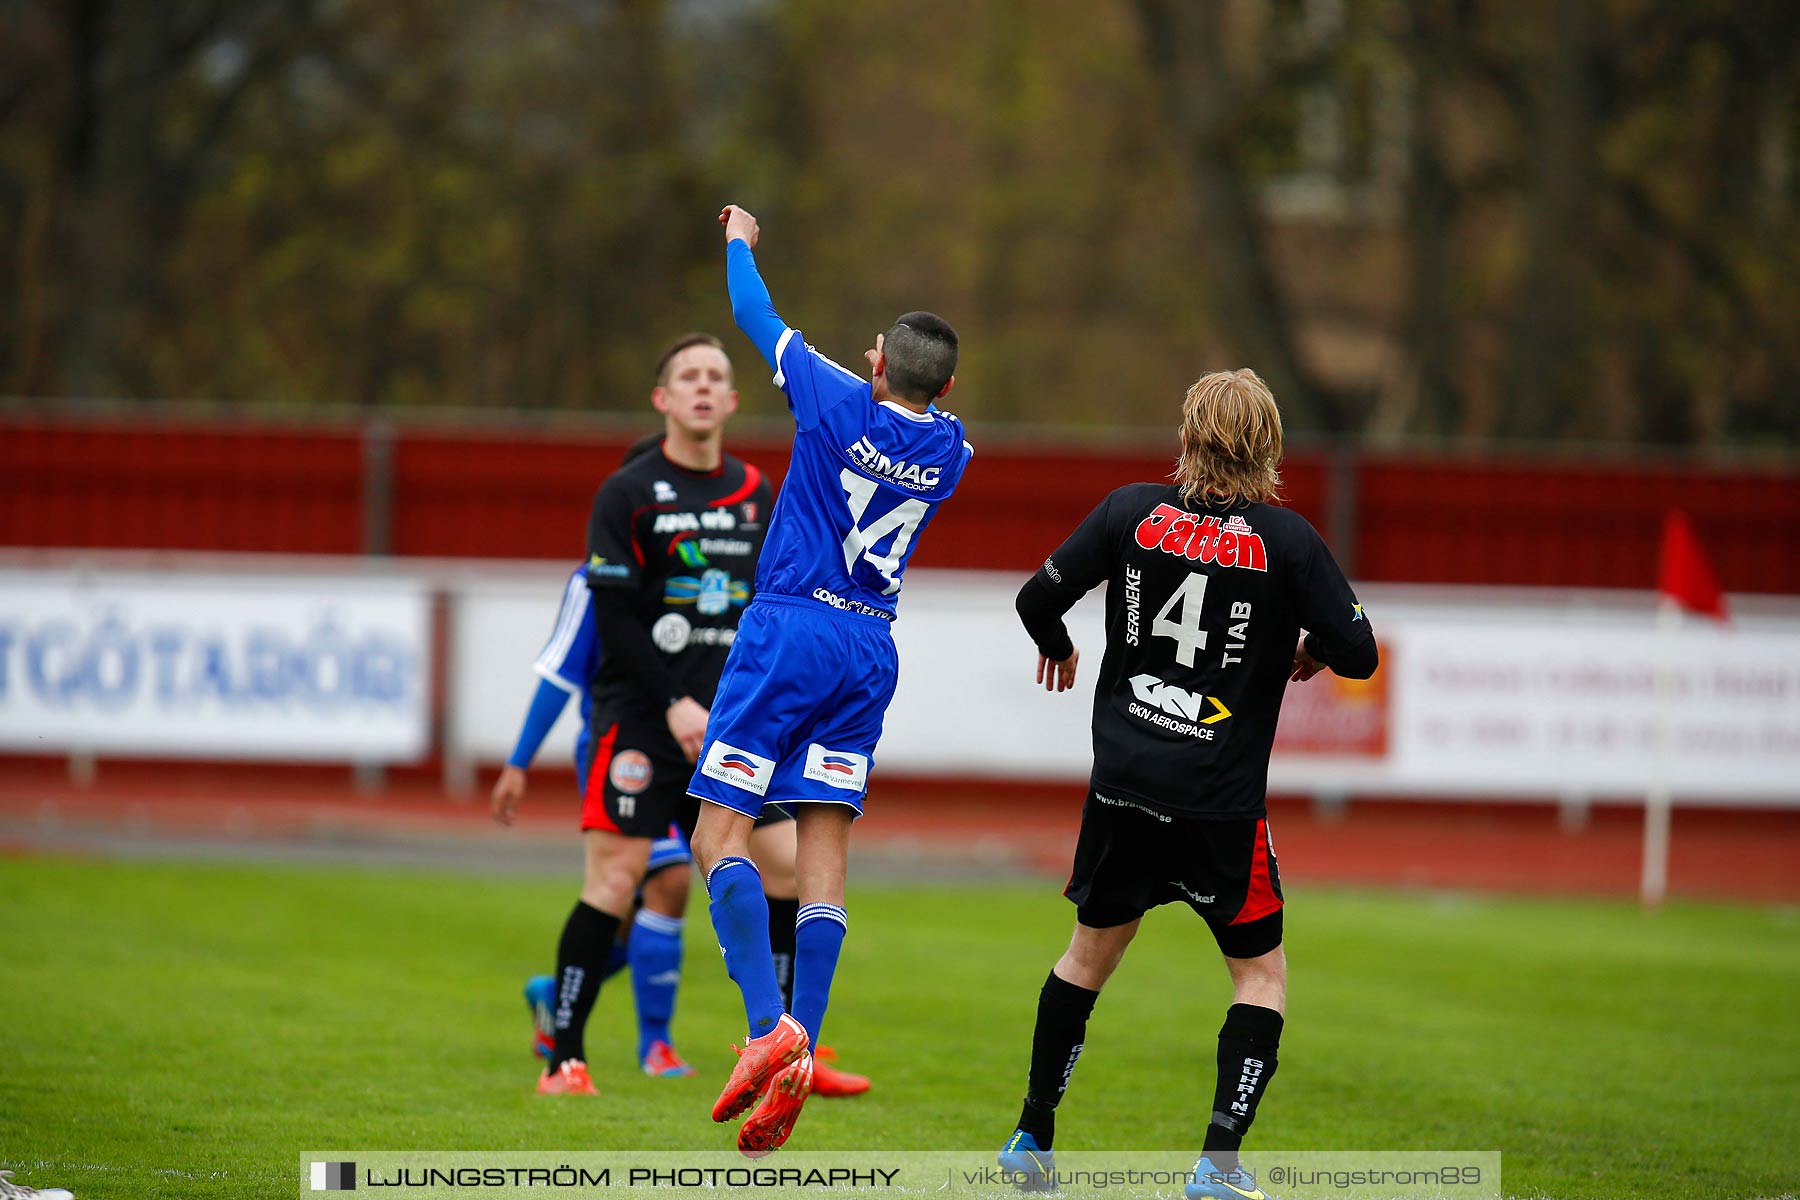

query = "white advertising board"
[
  {"left": 0, "top": 570, "right": 431, "bottom": 761},
  {"left": 1382, "top": 621, "right": 1800, "bottom": 800},
  {"left": 446, "top": 569, "right": 1107, "bottom": 778},
  {"left": 448, "top": 574, "right": 586, "bottom": 769},
  {"left": 449, "top": 570, "right": 1800, "bottom": 803}
]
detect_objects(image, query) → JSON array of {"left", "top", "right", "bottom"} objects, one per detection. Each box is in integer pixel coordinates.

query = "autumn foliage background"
[{"left": 3, "top": 0, "right": 1796, "bottom": 447}]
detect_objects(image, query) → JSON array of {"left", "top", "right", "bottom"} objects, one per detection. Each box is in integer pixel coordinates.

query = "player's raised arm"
[
  {"left": 1016, "top": 491, "right": 1121, "bottom": 693},
  {"left": 720, "top": 204, "right": 786, "bottom": 373}
]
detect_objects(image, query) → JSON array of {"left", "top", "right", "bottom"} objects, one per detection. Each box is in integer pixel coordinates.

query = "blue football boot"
[
  {"left": 524, "top": 974, "right": 556, "bottom": 1062},
  {"left": 997, "top": 1129, "right": 1055, "bottom": 1191},
  {"left": 1186, "top": 1156, "right": 1271, "bottom": 1199}
]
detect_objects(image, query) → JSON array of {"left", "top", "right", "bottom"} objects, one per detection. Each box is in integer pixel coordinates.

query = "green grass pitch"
[{"left": 2, "top": 857, "right": 1795, "bottom": 1199}]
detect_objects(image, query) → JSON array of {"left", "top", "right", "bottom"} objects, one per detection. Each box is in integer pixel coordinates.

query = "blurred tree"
[
  {"left": 2, "top": 0, "right": 319, "bottom": 397},
  {"left": 0, "top": 0, "right": 1794, "bottom": 444},
  {"left": 1132, "top": 0, "right": 1346, "bottom": 431}
]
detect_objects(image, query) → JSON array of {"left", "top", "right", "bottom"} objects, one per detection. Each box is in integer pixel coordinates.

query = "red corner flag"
[{"left": 1658, "top": 509, "right": 1729, "bottom": 621}]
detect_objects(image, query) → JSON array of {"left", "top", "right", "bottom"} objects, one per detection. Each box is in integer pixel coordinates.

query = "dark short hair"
[
  {"left": 882, "top": 311, "right": 957, "bottom": 403},
  {"left": 654, "top": 332, "right": 730, "bottom": 386},
  {"left": 621, "top": 433, "right": 663, "bottom": 466}
]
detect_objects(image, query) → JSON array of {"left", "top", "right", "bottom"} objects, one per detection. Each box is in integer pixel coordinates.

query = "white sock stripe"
[
  {"left": 796, "top": 903, "right": 846, "bottom": 918},
  {"left": 632, "top": 909, "right": 684, "bottom": 935},
  {"left": 796, "top": 906, "right": 848, "bottom": 930},
  {"left": 704, "top": 856, "right": 758, "bottom": 890}
]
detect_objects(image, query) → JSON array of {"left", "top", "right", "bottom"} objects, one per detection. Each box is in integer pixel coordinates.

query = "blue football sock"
[
  {"left": 629, "top": 909, "right": 684, "bottom": 1059},
  {"left": 791, "top": 903, "right": 847, "bottom": 1049},
  {"left": 603, "top": 939, "right": 630, "bottom": 983},
  {"left": 705, "top": 856, "right": 785, "bottom": 1038}
]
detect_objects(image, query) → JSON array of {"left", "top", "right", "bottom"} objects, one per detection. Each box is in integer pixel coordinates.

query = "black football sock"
[
  {"left": 1202, "top": 1003, "right": 1284, "bottom": 1173},
  {"left": 549, "top": 901, "right": 621, "bottom": 1069},
  {"left": 766, "top": 895, "right": 799, "bottom": 1013},
  {"left": 1015, "top": 969, "right": 1100, "bottom": 1149}
]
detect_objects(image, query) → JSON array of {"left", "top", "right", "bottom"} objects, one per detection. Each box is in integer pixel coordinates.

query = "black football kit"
[
  {"left": 1016, "top": 483, "right": 1376, "bottom": 953},
  {"left": 581, "top": 446, "right": 775, "bottom": 838}
]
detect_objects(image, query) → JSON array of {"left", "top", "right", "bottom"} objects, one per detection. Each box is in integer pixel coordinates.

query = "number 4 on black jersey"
[{"left": 1017, "top": 483, "right": 1378, "bottom": 820}]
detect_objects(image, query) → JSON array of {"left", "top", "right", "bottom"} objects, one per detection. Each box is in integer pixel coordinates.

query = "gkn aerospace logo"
[
  {"left": 1128, "top": 673, "right": 1232, "bottom": 739},
  {"left": 1135, "top": 506, "right": 1267, "bottom": 571}
]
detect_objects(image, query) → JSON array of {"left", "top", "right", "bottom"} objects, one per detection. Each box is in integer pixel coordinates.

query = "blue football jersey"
[{"left": 754, "top": 328, "right": 974, "bottom": 618}]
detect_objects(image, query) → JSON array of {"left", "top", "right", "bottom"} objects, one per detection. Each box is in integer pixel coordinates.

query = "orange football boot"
[
  {"left": 642, "top": 1040, "right": 696, "bottom": 1078},
  {"left": 537, "top": 1059, "right": 597, "bottom": 1095},
  {"left": 712, "top": 1013, "right": 809, "bottom": 1123},
  {"left": 810, "top": 1049, "right": 870, "bottom": 1097},
  {"left": 737, "top": 1053, "right": 814, "bottom": 1157}
]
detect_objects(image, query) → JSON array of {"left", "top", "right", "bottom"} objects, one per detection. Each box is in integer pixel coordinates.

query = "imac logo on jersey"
[
  {"left": 701, "top": 742, "right": 775, "bottom": 796},
  {"left": 845, "top": 436, "right": 942, "bottom": 491},
  {"left": 1134, "top": 505, "right": 1268, "bottom": 571},
  {"left": 803, "top": 745, "right": 869, "bottom": 792}
]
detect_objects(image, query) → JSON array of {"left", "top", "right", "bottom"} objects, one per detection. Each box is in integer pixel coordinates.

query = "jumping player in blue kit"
[{"left": 689, "top": 204, "right": 974, "bottom": 1155}]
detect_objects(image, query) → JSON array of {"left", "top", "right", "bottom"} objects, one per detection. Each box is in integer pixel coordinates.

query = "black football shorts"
[
  {"left": 1063, "top": 788, "right": 1284, "bottom": 959},
  {"left": 578, "top": 715, "right": 795, "bottom": 841},
  {"left": 579, "top": 716, "right": 699, "bottom": 839}
]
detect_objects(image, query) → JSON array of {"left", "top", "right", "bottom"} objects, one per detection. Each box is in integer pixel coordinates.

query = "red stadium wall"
[
  {"left": 5, "top": 413, "right": 1798, "bottom": 591},
  {"left": 1354, "top": 456, "right": 1800, "bottom": 593},
  {"left": 2, "top": 418, "right": 365, "bottom": 555},
  {"left": 385, "top": 432, "right": 1326, "bottom": 570}
]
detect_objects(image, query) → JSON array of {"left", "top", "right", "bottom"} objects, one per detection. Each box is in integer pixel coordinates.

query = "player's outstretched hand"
[
  {"left": 1290, "top": 636, "right": 1325, "bottom": 683},
  {"left": 491, "top": 765, "right": 527, "bottom": 826},
  {"left": 1037, "top": 649, "right": 1080, "bottom": 693},
  {"left": 667, "top": 696, "right": 710, "bottom": 762},
  {"left": 719, "top": 204, "right": 759, "bottom": 249}
]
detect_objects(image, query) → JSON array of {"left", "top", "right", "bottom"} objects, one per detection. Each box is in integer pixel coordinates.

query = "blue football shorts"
[
  {"left": 645, "top": 826, "right": 692, "bottom": 874},
  {"left": 687, "top": 593, "right": 898, "bottom": 819}
]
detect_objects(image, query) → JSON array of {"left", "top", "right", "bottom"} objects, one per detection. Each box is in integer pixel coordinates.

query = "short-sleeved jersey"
[
  {"left": 1031, "top": 483, "right": 1375, "bottom": 819},
  {"left": 753, "top": 328, "right": 973, "bottom": 621},
  {"left": 533, "top": 567, "right": 599, "bottom": 731},
  {"left": 585, "top": 448, "right": 775, "bottom": 726}
]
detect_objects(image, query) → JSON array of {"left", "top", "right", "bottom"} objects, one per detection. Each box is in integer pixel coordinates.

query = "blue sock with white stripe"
[
  {"left": 705, "top": 856, "right": 785, "bottom": 1038},
  {"left": 792, "top": 903, "right": 847, "bottom": 1049},
  {"left": 628, "top": 909, "right": 684, "bottom": 1059}
]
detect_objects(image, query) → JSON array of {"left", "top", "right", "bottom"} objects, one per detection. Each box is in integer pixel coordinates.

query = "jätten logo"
[{"left": 1134, "top": 506, "right": 1268, "bottom": 571}]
